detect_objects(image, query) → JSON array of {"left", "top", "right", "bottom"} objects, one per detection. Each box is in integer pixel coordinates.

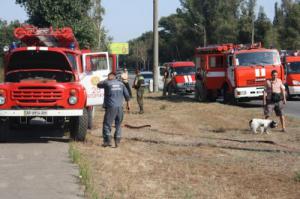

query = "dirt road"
[
  {"left": 0, "top": 136, "right": 84, "bottom": 199},
  {"left": 75, "top": 92, "right": 300, "bottom": 199}
]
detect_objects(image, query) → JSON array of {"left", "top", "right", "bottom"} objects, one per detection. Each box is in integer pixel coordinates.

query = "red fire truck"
[
  {"left": 0, "top": 25, "right": 116, "bottom": 141},
  {"left": 194, "top": 43, "right": 284, "bottom": 103},
  {"left": 282, "top": 52, "right": 300, "bottom": 99},
  {"left": 164, "top": 61, "right": 196, "bottom": 95}
]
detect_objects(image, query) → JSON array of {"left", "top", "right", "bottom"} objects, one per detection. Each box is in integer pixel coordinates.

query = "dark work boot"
[
  {"left": 114, "top": 138, "right": 121, "bottom": 148},
  {"left": 102, "top": 138, "right": 112, "bottom": 147}
]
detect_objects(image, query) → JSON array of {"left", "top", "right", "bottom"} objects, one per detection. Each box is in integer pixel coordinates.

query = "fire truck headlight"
[
  {"left": 68, "top": 96, "right": 78, "bottom": 105},
  {"left": 0, "top": 96, "right": 6, "bottom": 105},
  {"left": 237, "top": 91, "right": 247, "bottom": 96},
  {"left": 292, "top": 80, "right": 300, "bottom": 85}
]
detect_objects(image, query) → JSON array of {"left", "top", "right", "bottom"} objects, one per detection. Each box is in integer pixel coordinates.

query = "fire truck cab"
[
  {"left": 194, "top": 43, "right": 284, "bottom": 103},
  {"left": 0, "top": 25, "right": 116, "bottom": 141},
  {"left": 164, "top": 61, "right": 196, "bottom": 95},
  {"left": 282, "top": 52, "right": 300, "bottom": 99}
]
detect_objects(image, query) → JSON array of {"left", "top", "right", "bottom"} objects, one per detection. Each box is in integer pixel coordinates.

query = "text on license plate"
[{"left": 24, "top": 110, "right": 48, "bottom": 116}]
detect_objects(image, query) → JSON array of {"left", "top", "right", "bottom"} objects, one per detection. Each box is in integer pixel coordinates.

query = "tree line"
[
  {"left": 0, "top": 0, "right": 299, "bottom": 70},
  {"left": 126, "top": 0, "right": 300, "bottom": 70}
]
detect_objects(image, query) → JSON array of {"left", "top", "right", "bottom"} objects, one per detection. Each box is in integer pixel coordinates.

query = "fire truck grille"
[
  {"left": 12, "top": 86, "right": 63, "bottom": 104},
  {"left": 246, "top": 79, "right": 265, "bottom": 86}
]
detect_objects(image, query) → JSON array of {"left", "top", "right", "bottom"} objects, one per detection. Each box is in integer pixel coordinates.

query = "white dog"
[{"left": 249, "top": 118, "right": 278, "bottom": 134}]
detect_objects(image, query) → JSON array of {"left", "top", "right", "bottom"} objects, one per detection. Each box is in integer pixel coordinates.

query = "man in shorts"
[{"left": 263, "top": 70, "right": 287, "bottom": 132}]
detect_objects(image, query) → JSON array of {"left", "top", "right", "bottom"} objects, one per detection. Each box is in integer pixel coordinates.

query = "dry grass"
[{"left": 75, "top": 92, "right": 300, "bottom": 199}]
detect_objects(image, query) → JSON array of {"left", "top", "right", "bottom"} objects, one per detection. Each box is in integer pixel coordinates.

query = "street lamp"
[{"left": 194, "top": 23, "right": 207, "bottom": 47}]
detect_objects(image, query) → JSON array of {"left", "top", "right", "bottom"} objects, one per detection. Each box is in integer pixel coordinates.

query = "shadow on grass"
[{"left": 145, "top": 94, "right": 207, "bottom": 104}]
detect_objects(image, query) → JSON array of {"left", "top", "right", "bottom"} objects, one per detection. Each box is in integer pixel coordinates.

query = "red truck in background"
[
  {"left": 281, "top": 52, "right": 300, "bottom": 99},
  {"left": 164, "top": 61, "right": 196, "bottom": 95},
  {"left": 0, "top": 25, "right": 116, "bottom": 141},
  {"left": 194, "top": 43, "right": 284, "bottom": 103}
]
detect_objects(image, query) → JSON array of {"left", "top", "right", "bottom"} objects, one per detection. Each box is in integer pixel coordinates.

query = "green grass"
[
  {"left": 294, "top": 171, "right": 300, "bottom": 182},
  {"left": 69, "top": 143, "right": 99, "bottom": 199}
]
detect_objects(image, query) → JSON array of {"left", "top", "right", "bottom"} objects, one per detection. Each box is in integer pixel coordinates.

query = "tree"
[
  {"left": 15, "top": 0, "right": 107, "bottom": 49},
  {"left": 254, "top": 6, "right": 273, "bottom": 47},
  {"left": 238, "top": 0, "right": 257, "bottom": 44},
  {"left": 0, "top": 20, "right": 21, "bottom": 57},
  {"left": 179, "top": 0, "right": 241, "bottom": 45}
]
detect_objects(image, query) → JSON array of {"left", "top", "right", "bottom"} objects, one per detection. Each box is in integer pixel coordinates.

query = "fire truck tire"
[
  {"left": 167, "top": 84, "right": 173, "bottom": 96},
  {"left": 222, "top": 86, "right": 231, "bottom": 104},
  {"left": 286, "top": 87, "right": 293, "bottom": 100},
  {"left": 70, "top": 108, "right": 88, "bottom": 141},
  {"left": 87, "top": 107, "right": 94, "bottom": 129},
  {"left": 0, "top": 118, "right": 10, "bottom": 142}
]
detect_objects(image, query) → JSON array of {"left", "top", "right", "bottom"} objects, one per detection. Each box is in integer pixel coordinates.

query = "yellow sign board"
[{"left": 109, "top": 43, "right": 129, "bottom": 55}]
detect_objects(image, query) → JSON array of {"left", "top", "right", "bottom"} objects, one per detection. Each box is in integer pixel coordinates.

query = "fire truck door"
[
  {"left": 81, "top": 52, "right": 110, "bottom": 106},
  {"left": 227, "top": 55, "right": 235, "bottom": 87}
]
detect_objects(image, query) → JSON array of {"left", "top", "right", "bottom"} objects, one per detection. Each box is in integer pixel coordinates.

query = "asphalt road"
[
  {"left": 240, "top": 98, "right": 300, "bottom": 119},
  {"left": 0, "top": 129, "right": 84, "bottom": 199}
]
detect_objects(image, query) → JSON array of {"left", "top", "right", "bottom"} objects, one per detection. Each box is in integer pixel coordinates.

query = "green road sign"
[{"left": 109, "top": 43, "right": 129, "bottom": 55}]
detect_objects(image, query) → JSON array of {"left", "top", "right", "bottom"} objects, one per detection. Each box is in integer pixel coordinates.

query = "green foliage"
[
  {"left": 15, "top": 0, "right": 107, "bottom": 49},
  {"left": 255, "top": 6, "right": 273, "bottom": 48},
  {"left": 69, "top": 143, "right": 99, "bottom": 199},
  {"left": 0, "top": 20, "right": 21, "bottom": 56},
  {"left": 127, "top": 0, "right": 300, "bottom": 68},
  {"left": 295, "top": 171, "right": 300, "bottom": 182}
]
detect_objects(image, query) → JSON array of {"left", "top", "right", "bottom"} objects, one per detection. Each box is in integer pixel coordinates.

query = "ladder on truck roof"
[
  {"left": 196, "top": 42, "right": 262, "bottom": 54},
  {"left": 14, "top": 25, "right": 79, "bottom": 49}
]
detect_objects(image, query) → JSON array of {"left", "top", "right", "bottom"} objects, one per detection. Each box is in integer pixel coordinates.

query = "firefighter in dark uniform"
[
  {"left": 163, "top": 66, "right": 172, "bottom": 96},
  {"left": 97, "top": 72, "right": 130, "bottom": 147},
  {"left": 133, "top": 68, "right": 145, "bottom": 114}
]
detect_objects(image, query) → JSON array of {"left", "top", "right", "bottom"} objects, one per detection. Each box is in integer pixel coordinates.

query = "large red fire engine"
[
  {"left": 194, "top": 43, "right": 284, "bottom": 103},
  {"left": 281, "top": 51, "right": 300, "bottom": 99},
  {"left": 0, "top": 25, "right": 116, "bottom": 141},
  {"left": 164, "top": 61, "right": 196, "bottom": 95}
]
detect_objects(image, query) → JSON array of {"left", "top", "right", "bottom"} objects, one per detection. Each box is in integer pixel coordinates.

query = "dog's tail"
[{"left": 249, "top": 120, "right": 253, "bottom": 128}]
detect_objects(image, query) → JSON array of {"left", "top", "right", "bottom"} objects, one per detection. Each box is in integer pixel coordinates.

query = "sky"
[{"left": 0, "top": 0, "right": 280, "bottom": 42}]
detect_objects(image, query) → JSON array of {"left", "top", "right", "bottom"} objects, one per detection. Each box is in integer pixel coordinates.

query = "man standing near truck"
[
  {"left": 133, "top": 68, "right": 145, "bottom": 114},
  {"left": 121, "top": 68, "right": 132, "bottom": 98},
  {"left": 162, "top": 66, "right": 172, "bottom": 96},
  {"left": 97, "top": 72, "right": 130, "bottom": 147},
  {"left": 263, "top": 70, "right": 287, "bottom": 132}
]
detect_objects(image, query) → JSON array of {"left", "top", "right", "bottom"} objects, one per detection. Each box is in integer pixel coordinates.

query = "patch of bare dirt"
[{"left": 75, "top": 92, "right": 300, "bottom": 199}]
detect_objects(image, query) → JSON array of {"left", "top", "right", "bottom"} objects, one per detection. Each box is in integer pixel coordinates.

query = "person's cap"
[{"left": 108, "top": 71, "right": 116, "bottom": 76}]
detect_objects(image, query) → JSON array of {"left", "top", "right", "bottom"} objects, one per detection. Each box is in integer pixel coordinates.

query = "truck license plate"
[{"left": 24, "top": 110, "right": 48, "bottom": 116}]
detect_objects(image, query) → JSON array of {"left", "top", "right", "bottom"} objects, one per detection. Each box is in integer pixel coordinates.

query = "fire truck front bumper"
[
  {"left": 0, "top": 109, "right": 83, "bottom": 117},
  {"left": 234, "top": 87, "right": 264, "bottom": 99},
  {"left": 288, "top": 86, "right": 300, "bottom": 95}
]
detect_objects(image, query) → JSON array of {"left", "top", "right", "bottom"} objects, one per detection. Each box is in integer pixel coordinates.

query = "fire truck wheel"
[
  {"left": 0, "top": 118, "right": 10, "bottom": 142},
  {"left": 87, "top": 107, "right": 94, "bottom": 129},
  {"left": 167, "top": 84, "right": 173, "bottom": 96},
  {"left": 286, "top": 88, "right": 293, "bottom": 100},
  {"left": 70, "top": 109, "right": 88, "bottom": 141},
  {"left": 222, "top": 86, "right": 230, "bottom": 104}
]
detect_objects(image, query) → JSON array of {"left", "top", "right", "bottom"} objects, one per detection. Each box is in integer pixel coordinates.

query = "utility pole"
[
  {"left": 251, "top": 15, "right": 255, "bottom": 44},
  {"left": 153, "top": 0, "right": 159, "bottom": 92}
]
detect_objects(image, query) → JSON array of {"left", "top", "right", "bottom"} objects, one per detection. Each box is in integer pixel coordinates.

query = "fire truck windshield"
[
  {"left": 287, "top": 62, "right": 300, "bottom": 74},
  {"left": 173, "top": 66, "right": 195, "bottom": 75},
  {"left": 235, "top": 51, "right": 280, "bottom": 66}
]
